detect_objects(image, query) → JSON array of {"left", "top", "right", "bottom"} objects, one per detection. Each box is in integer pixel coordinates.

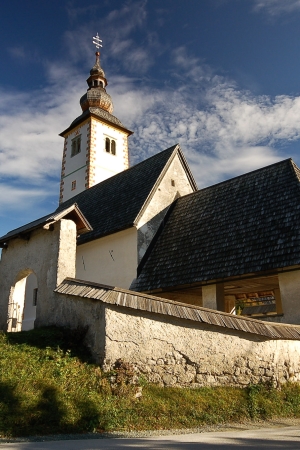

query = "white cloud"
[
  {"left": 0, "top": 183, "right": 54, "bottom": 212},
  {"left": 2, "top": 37, "right": 300, "bottom": 203},
  {"left": 253, "top": 0, "right": 300, "bottom": 15},
  {"left": 116, "top": 47, "right": 300, "bottom": 187},
  {"left": 2, "top": 3, "right": 300, "bottom": 235}
]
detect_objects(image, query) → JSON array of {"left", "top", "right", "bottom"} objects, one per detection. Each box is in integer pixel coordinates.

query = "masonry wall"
[
  {"left": 0, "top": 219, "right": 76, "bottom": 331},
  {"left": 46, "top": 292, "right": 107, "bottom": 364},
  {"left": 47, "top": 292, "right": 300, "bottom": 388},
  {"left": 103, "top": 306, "right": 300, "bottom": 388}
]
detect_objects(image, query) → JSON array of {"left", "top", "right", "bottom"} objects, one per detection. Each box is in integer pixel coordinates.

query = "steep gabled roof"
[
  {"left": 0, "top": 145, "right": 194, "bottom": 248},
  {"left": 57, "top": 145, "right": 189, "bottom": 244},
  {"left": 0, "top": 204, "right": 92, "bottom": 247},
  {"left": 133, "top": 158, "right": 300, "bottom": 292}
]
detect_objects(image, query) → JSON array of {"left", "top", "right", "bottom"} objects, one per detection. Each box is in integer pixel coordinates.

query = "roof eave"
[
  {"left": 59, "top": 111, "right": 133, "bottom": 137},
  {"left": 133, "top": 144, "right": 197, "bottom": 227},
  {"left": 0, "top": 203, "right": 92, "bottom": 248}
]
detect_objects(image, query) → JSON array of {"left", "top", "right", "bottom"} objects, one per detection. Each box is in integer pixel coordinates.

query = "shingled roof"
[
  {"left": 55, "top": 278, "right": 300, "bottom": 340},
  {"left": 56, "top": 144, "right": 185, "bottom": 245},
  {"left": 133, "top": 158, "right": 300, "bottom": 292},
  {"left": 0, "top": 204, "right": 92, "bottom": 247}
]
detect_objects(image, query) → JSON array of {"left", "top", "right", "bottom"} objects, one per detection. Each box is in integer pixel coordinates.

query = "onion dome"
[{"left": 80, "top": 52, "right": 113, "bottom": 114}]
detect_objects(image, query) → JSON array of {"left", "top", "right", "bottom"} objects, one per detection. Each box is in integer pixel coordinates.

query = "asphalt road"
[{"left": 1, "top": 426, "right": 300, "bottom": 450}]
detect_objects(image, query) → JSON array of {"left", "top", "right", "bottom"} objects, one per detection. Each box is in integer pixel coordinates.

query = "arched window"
[
  {"left": 71, "top": 135, "right": 81, "bottom": 157},
  {"left": 105, "top": 137, "right": 110, "bottom": 153},
  {"left": 105, "top": 137, "right": 117, "bottom": 155},
  {"left": 111, "top": 140, "right": 116, "bottom": 155}
]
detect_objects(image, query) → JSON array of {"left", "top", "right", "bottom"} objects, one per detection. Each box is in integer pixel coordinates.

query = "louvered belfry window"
[
  {"left": 71, "top": 135, "right": 81, "bottom": 157},
  {"left": 105, "top": 137, "right": 116, "bottom": 155}
]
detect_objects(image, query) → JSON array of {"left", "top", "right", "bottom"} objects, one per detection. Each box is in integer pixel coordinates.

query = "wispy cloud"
[
  {"left": 253, "top": 0, "right": 300, "bottom": 16},
  {"left": 2, "top": 1, "right": 300, "bottom": 235},
  {"left": 120, "top": 46, "right": 300, "bottom": 186}
]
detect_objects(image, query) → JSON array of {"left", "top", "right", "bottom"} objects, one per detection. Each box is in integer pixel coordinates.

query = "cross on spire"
[{"left": 93, "top": 33, "right": 102, "bottom": 50}]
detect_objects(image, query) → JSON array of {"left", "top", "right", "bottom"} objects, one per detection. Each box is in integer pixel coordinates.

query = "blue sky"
[{"left": 1, "top": 0, "right": 300, "bottom": 237}]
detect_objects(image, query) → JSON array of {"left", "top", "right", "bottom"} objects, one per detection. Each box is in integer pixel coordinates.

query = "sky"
[{"left": 1, "top": 0, "right": 300, "bottom": 237}]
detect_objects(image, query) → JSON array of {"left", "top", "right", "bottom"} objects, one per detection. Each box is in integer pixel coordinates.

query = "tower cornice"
[{"left": 59, "top": 110, "right": 133, "bottom": 138}]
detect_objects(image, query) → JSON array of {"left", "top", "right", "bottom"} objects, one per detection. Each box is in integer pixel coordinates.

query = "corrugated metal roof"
[{"left": 54, "top": 278, "right": 300, "bottom": 340}]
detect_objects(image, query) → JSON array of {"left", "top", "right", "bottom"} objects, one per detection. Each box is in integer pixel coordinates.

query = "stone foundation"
[
  {"left": 42, "top": 291, "right": 300, "bottom": 389},
  {"left": 103, "top": 307, "right": 300, "bottom": 388}
]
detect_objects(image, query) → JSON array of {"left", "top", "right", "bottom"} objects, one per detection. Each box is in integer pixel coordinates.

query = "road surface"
[{"left": 1, "top": 425, "right": 300, "bottom": 449}]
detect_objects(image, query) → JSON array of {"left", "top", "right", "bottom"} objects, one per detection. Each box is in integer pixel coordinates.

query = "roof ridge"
[
  {"left": 289, "top": 159, "right": 300, "bottom": 184},
  {"left": 58, "top": 144, "right": 178, "bottom": 208},
  {"left": 176, "top": 157, "right": 294, "bottom": 203}
]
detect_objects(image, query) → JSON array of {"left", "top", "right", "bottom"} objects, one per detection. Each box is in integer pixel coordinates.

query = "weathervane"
[{"left": 93, "top": 33, "right": 102, "bottom": 50}]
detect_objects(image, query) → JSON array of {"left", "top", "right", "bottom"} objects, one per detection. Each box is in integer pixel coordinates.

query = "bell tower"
[{"left": 59, "top": 34, "right": 133, "bottom": 203}]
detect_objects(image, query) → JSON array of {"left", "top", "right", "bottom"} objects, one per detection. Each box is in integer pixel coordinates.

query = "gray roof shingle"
[
  {"left": 133, "top": 158, "right": 300, "bottom": 292},
  {"left": 56, "top": 145, "right": 180, "bottom": 244},
  {"left": 0, "top": 204, "right": 92, "bottom": 246}
]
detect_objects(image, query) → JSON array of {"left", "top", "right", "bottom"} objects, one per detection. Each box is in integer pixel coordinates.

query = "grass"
[{"left": 1, "top": 327, "right": 300, "bottom": 437}]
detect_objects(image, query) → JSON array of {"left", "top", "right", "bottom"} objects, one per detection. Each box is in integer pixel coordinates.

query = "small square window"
[
  {"left": 171, "top": 179, "right": 175, "bottom": 187},
  {"left": 71, "top": 180, "right": 76, "bottom": 191},
  {"left": 71, "top": 135, "right": 81, "bottom": 157},
  {"left": 33, "top": 288, "right": 38, "bottom": 306}
]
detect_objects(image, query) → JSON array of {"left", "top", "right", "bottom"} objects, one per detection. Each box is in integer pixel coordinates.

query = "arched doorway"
[{"left": 7, "top": 271, "right": 38, "bottom": 332}]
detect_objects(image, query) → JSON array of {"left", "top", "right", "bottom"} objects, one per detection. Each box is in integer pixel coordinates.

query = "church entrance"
[{"left": 7, "top": 271, "right": 38, "bottom": 332}]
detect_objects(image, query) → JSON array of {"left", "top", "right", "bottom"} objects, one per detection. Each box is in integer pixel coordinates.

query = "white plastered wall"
[
  {"left": 92, "top": 118, "right": 129, "bottom": 184},
  {"left": 0, "top": 219, "right": 77, "bottom": 331},
  {"left": 136, "top": 153, "right": 195, "bottom": 262},
  {"left": 62, "top": 122, "right": 89, "bottom": 202},
  {"left": 76, "top": 228, "right": 137, "bottom": 288},
  {"left": 278, "top": 269, "right": 300, "bottom": 324},
  {"left": 22, "top": 273, "right": 38, "bottom": 331}
]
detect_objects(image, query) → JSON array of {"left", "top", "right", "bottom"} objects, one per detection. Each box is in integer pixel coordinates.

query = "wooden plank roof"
[
  {"left": 55, "top": 278, "right": 300, "bottom": 340},
  {"left": 133, "top": 158, "right": 300, "bottom": 292}
]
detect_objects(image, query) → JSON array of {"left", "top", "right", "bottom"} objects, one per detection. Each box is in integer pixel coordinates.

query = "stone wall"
[
  {"left": 47, "top": 292, "right": 300, "bottom": 388},
  {"left": 0, "top": 219, "right": 76, "bottom": 331},
  {"left": 46, "top": 292, "right": 107, "bottom": 364},
  {"left": 103, "top": 306, "right": 300, "bottom": 388}
]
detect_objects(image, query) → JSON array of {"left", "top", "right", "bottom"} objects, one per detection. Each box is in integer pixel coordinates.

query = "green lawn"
[{"left": 1, "top": 327, "right": 300, "bottom": 437}]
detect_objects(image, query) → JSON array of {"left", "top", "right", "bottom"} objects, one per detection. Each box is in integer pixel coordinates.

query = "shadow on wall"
[{"left": 7, "top": 271, "right": 37, "bottom": 332}]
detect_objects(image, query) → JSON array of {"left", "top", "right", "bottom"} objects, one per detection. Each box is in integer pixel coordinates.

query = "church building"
[{"left": 1, "top": 41, "right": 300, "bottom": 335}]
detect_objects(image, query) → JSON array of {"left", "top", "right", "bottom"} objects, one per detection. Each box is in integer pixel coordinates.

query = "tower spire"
[
  {"left": 80, "top": 34, "right": 112, "bottom": 114},
  {"left": 59, "top": 34, "right": 132, "bottom": 204}
]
